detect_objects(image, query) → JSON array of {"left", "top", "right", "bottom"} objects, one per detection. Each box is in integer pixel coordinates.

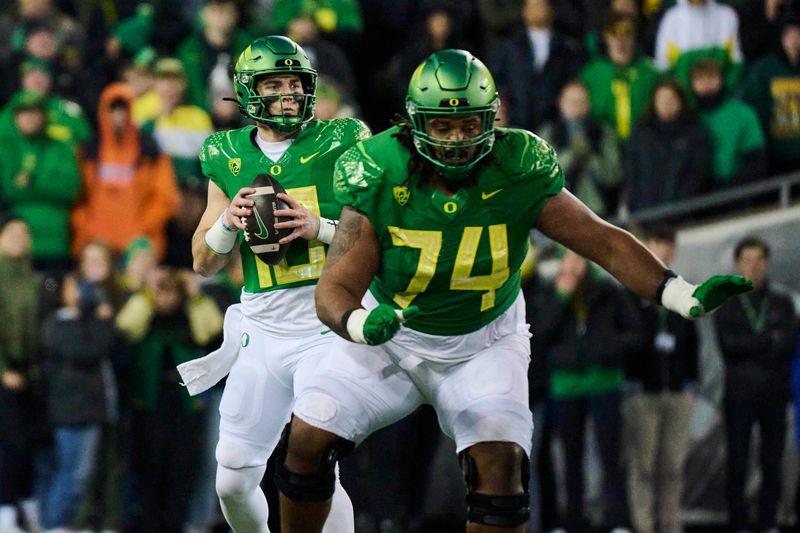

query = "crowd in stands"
[{"left": 0, "top": 0, "right": 799, "bottom": 532}]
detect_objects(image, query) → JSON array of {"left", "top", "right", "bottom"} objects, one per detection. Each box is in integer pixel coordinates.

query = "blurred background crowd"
[{"left": 1, "top": 0, "right": 800, "bottom": 532}]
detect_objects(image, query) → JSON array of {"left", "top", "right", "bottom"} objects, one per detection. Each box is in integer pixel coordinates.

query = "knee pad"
[
  {"left": 273, "top": 420, "right": 354, "bottom": 502},
  {"left": 216, "top": 463, "right": 264, "bottom": 500},
  {"left": 216, "top": 438, "right": 269, "bottom": 470},
  {"left": 460, "top": 450, "right": 530, "bottom": 527}
]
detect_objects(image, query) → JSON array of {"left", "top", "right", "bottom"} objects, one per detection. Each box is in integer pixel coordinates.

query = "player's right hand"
[
  {"left": 225, "top": 187, "right": 256, "bottom": 230},
  {"left": 347, "top": 304, "right": 420, "bottom": 345}
]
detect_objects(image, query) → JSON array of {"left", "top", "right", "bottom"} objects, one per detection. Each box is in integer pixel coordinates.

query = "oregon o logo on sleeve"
[
  {"left": 270, "top": 164, "right": 282, "bottom": 175},
  {"left": 443, "top": 201, "right": 458, "bottom": 213}
]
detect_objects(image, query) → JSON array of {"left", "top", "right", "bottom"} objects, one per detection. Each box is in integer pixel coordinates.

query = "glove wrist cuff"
[
  {"left": 655, "top": 270, "right": 677, "bottom": 303},
  {"left": 661, "top": 275, "right": 699, "bottom": 319},
  {"left": 344, "top": 308, "right": 368, "bottom": 344}
]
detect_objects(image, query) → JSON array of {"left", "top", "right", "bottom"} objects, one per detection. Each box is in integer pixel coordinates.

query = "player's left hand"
[
  {"left": 273, "top": 193, "right": 320, "bottom": 244},
  {"left": 690, "top": 275, "right": 753, "bottom": 318}
]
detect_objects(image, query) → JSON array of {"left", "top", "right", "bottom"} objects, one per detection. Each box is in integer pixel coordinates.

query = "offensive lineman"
[
  {"left": 273, "top": 49, "right": 751, "bottom": 532},
  {"left": 189, "top": 36, "right": 369, "bottom": 532}
]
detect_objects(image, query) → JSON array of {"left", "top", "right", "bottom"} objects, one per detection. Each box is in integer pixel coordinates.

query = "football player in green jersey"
[
  {"left": 187, "top": 35, "right": 369, "bottom": 533},
  {"left": 273, "top": 49, "right": 752, "bottom": 533}
]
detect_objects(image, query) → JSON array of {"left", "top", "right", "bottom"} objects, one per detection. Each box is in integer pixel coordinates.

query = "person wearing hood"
[
  {"left": 655, "top": 0, "right": 744, "bottom": 90},
  {"left": 0, "top": 89, "right": 82, "bottom": 272},
  {"left": 689, "top": 58, "right": 767, "bottom": 189},
  {"left": 741, "top": 11, "right": 800, "bottom": 176},
  {"left": 0, "top": 58, "right": 92, "bottom": 152},
  {"left": 72, "top": 82, "right": 179, "bottom": 259}
]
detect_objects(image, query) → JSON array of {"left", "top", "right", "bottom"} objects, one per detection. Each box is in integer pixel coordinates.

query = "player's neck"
[
  {"left": 429, "top": 174, "right": 463, "bottom": 197},
  {"left": 256, "top": 123, "right": 299, "bottom": 143}
]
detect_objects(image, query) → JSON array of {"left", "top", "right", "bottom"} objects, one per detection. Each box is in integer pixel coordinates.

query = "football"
[{"left": 242, "top": 173, "right": 291, "bottom": 265}]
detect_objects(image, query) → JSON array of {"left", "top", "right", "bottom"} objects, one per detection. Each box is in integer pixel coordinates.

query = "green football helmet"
[
  {"left": 406, "top": 49, "right": 499, "bottom": 179},
  {"left": 233, "top": 35, "right": 317, "bottom": 132}
]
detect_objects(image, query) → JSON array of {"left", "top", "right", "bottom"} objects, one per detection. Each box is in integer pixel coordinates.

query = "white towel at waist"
[{"left": 177, "top": 303, "right": 243, "bottom": 396}]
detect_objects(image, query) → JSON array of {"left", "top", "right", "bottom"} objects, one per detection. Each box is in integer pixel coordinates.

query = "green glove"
[
  {"left": 347, "top": 304, "right": 420, "bottom": 345},
  {"left": 690, "top": 275, "right": 753, "bottom": 318}
]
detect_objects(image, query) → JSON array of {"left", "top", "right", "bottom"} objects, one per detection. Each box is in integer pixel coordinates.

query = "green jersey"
[
  {"left": 200, "top": 118, "right": 370, "bottom": 293},
  {"left": 334, "top": 127, "right": 564, "bottom": 335}
]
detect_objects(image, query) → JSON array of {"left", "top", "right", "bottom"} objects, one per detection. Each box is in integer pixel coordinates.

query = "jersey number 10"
[{"left": 255, "top": 185, "right": 325, "bottom": 288}]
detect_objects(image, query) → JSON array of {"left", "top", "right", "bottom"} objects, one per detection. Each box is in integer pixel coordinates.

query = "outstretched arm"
[
  {"left": 315, "top": 207, "right": 417, "bottom": 344},
  {"left": 536, "top": 190, "right": 751, "bottom": 317},
  {"left": 537, "top": 190, "right": 667, "bottom": 300}
]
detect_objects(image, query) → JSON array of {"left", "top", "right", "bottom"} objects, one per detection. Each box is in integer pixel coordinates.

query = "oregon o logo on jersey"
[
  {"left": 228, "top": 158, "right": 241, "bottom": 175},
  {"left": 270, "top": 164, "right": 282, "bottom": 175},
  {"left": 443, "top": 201, "right": 458, "bottom": 213}
]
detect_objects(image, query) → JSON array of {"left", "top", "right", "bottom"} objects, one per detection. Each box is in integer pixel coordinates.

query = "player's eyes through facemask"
[{"left": 260, "top": 94, "right": 305, "bottom": 116}]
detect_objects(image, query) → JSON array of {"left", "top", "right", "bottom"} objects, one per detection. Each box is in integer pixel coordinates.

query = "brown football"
[{"left": 242, "top": 173, "right": 291, "bottom": 265}]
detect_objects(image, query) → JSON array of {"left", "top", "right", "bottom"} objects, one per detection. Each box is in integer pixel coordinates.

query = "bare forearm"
[
  {"left": 538, "top": 191, "right": 668, "bottom": 302},
  {"left": 316, "top": 282, "right": 364, "bottom": 338},
  {"left": 592, "top": 225, "right": 667, "bottom": 301},
  {"left": 315, "top": 207, "right": 379, "bottom": 339},
  {"left": 192, "top": 231, "right": 232, "bottom": 277}
]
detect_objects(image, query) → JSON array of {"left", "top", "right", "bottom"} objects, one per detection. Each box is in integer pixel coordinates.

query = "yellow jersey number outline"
[
  {"left": 255, "top": 185, "right": 325, "bottom": 288},
  {"left": 388, "top": 224, "right": 509, "bottom": 312}
]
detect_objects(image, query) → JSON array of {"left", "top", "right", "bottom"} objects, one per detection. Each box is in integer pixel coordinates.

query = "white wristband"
[
  {"left": 204, "top": 212, "right": 237, "bottom": 254},
  {"left": 316, "top": 217, "right": 338, "bottom": 244},
  {"left": 345, "top": 308, "right": 369, "bottom": 344},
  {"left": 661, "top": 275, "right": 700, "bottom": 319}
]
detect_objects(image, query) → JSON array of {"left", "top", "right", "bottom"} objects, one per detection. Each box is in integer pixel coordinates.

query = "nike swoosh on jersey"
[
  {"left": 481, "top": 189, "right": 503, "bottom": 199},
  {"left": 300, "top": 152, "right": 320, "bottom": 164}
]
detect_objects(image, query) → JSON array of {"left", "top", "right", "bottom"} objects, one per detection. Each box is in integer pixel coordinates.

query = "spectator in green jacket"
[
  {"left": 177, "top": 0, "right": 252, "bottom": 115},
  {"left": 580, "top": 11, "right": 661, "bottom": 142},
  {"left": 268, "top": 0, "right": 364, "bottom": 37},
  {"left": 740, "top": 12, "right": 800, "bottom": 176},
  {"left": 0, "top": 58, "right": 92, "bottom": 152},
  {"left": 690, "top": 58, "right": 767, "bottom": 189},
  {"left": 0, "top": 90, "right": 82, "bottom": 271}
]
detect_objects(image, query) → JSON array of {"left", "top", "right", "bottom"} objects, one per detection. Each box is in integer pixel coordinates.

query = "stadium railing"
[{"left": 622, "top": 171, "right": 800, "bottom": 225}]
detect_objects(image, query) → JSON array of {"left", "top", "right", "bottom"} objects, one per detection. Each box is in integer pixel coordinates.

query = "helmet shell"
[
  {"left": 406, "top": 49, "right": 499, "bottom": 179},
  {"left": 233, "top": 35, "right": 318, "bottom": 132}
]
